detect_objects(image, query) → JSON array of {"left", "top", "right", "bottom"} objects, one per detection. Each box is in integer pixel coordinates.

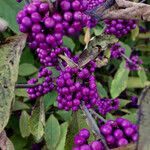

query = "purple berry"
[
  {"left": 61, "top": 1, "right": 71, "bottom": 11},
  {"left": 100, "top": 125, "right": 112, "bottom": 136},
  {"left": 21, "top": 17, "right": 32, "bottom": 27},
  {"left": 90, "top": 141, "right": 104, "bottom": 150},
  {"left": 74, "top": 135, "right": 86, "bottom": 146},
  {"left": 114, "top": 129, "right": 124, "bottom": 139},
  {"left": 117, "top": 138, "right": 128, "bottom": 147},
  {"left": 80, "top": 145, "right": 91, "bottom": 150},
  {"left": 79, "top": 128, "right": 90, "bottom": 139}
]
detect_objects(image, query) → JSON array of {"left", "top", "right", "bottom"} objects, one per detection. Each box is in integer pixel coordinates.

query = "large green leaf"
[
  {"left": 29, "top": 98, "right": 45, "bottom": 142},
  {"left": 12, "top": 100, "right": 29, "bottom": 111},
  {"left": 19, "top": 63, "right": 38, "bottom": 76},
  {"left": 138, "top": 67, "right": 147, "bottom": 85},
  {"left": 15, "top": 89, "right": 28, "bottom": 97},
  {"left": 96, "top": 82, "right": 108, "bottom": 98},
  {"left": 110, "top": 61, "right": 129, "bottom": 98},
  {"left": 19, "top": 111, "right": 30, "bottom": 138},
  {"left": 0, "top": 1, "right": 24, "bottom": 33},
  {"left": 56, "top": 122, "right": 69, "bottom": 150},
  {"left": 45, "top": 115, "right": 61, "bottom": 150},
  {"left": 20, "top": 47, "right": 34, "bottom": 64},
  {"left": 0, "top": 34, "right": 27, "bottom": 133},
  {"left": 127, "top": 77, "right": 150, "bottom": 88}
]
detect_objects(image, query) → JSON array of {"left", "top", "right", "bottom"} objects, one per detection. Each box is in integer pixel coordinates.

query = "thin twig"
[
  {"left": 15, "top": 84, "right": 39, "bottom": 88},
  {"left": 121, "top": 53, "right": 133, "bottom": 64},
  {"left": 81, "top": 104, "right": 110, "bottom": 150},
  {"left": 90, "top": 109, "right": 107, "bottom": 123}
]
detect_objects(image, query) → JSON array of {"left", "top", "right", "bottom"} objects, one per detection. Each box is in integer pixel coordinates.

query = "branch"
[
  {"left": 81, "top": 104, "right": 110, "bottom": 150},
  {"left": 15, "top": 84, "right": 39, "bottom": 88},
  {"left": 90, "top": 109, "right": 107, "bottom": 123},
  {"left": 91, "top": 0, "right": 150, "bottom": 21}
]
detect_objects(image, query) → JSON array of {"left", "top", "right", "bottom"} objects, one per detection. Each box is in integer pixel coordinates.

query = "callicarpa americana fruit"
[
  {"left": 99, "top": 118, "right": 138, "bottom": 149},
  {"left": 56, "top": 62, "right": 98, "bottom": 111},
  {"left": 72, "top": 118, "right": 138, "bottom": 150},
  {"left": 27, "top": 67, "right": 54, "bottom": 99}
]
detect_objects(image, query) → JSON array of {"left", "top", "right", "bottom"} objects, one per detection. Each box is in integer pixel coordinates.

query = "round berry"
[
  {"left": 74, "top": 135, "right": 86, "bottom": 146},
  {"left": 114, "top": 129, "right": 124, "bottom": 139},
  {"left": 79, "top": 128, "right": 90, "bottom": 139},
  {"left": 60, "top": 1, "right": 71, "bottom": 11},
  {"left": 124, "top": 127, "right": 134, "bottom": 137},
  {"left": 100, "top": 124, "right": 112, "bottom": 136},
  {"left": 90, "top": 141, "right": 104, "bottom": 150},
  {"left": 117, "top": 138, "right": 128, "bottom": 147}
]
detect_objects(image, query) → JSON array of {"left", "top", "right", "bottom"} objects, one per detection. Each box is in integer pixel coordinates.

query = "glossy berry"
[
  {"left": 79, "top": 129, "right": 90, "bottom": 139},
  {"left": 90, "top": 141, "right": 104, "bottom": 150},
  {"left": 117, "top": 138, "right": 128, "bottom": 147},
  {"left": 74, "top": 135, "right": 86, "bottom": 146},
  {"left": 114, "top": 129, "right": 124, "bottom": 139},
  {"left": 100, "top": 124, "right": 112, "bottom": 135}
]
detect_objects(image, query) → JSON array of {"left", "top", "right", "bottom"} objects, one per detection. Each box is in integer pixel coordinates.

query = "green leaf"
[
  {"left": 93, "top": 25, "right": 105, "bottom": 36},
  {"left": 122, "top": 113, "right": 137, "bottom": 124},
  {"left": 15, "top": 89, "right": 28, "bottom": 97},
  {"left": 19, "top": 63, "right": 38, "bottom": 76},
  {"left": 63, "top": 36, "right": 75, "bottom": 52},
  {"left": 44, "top": 91, "right": 57, "bottom": 111},
  {"left": 119, "top": 99, "right": 130, "bottom": 108},
  {"left": 56, "top": 122, "right": 69, "bottom": 150},
  {"left": 57, "top": 110, "right": 72, "bottom": 122},
  {"left": 45, "top": 115, "right": 61, "bottom": 150},
  {"left": 0, "top": 1, "right": 24, "bottom": 33},
  {"left": 20, "top": 47, "right": 34, "bottom": 64},
  {"left": 127, "top": 77, "right": 150, "bottom": 88},
  {"left": 10, "top": 135, "right": 27, "bottom": 150},
  {"left": 96, "top": 82, "right": 108, "bottom": 98},
  {"left": 120, "top": 42, "right": 132, "bottom": 57},
  {"left": 110, "top": 61, "right": 129, "bottom": 98},
  {"left": 106, "top": 113, "right": 115, "bottom": 120},
  {"left": 29, "top": 98, "right": 45, "bottom": 142},
  {"left": 47, "top": 67, "right": 60, "bottom": 77},
  {"left": 19, "top": 111, "right": 30, "bottom": 138},
  {"left": 0, "top": 34, "right": 27, "bottom": 133},
  {"left": 138, "top": 67, "right": 147, "bottom": 84},
  {"left": 131, "top": 26, "right": 139, "bottom": 41},
  {"left": 12, "top": 100, "right": 29, "bottom": 111}
]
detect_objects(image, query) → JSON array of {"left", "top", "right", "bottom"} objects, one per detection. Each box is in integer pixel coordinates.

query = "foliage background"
[{"left": 0, "top": 0, "right": 150, "bottom": 150}]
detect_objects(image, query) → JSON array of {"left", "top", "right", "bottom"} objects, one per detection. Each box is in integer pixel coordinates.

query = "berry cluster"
[
  {"left": 27, "top": 67, "right": 54, "bottom": 99},
  {"left": 73, "top": 128, "right": 104, "bottom": 150},
  {"left": 16, "top": 0, "right": 95, "bottom": 68},
  {"left": 100, "top": 118, "right": 138, "bottom": 149},
  {"left": 86, "top": 0, "right": 105, "bottom": 10},
  {"left": 96, "top": 98, "right": 120, "bottom": 115},
  {"left": 17, "top": 0, "right": 89, "bottom": 49},
  {"left": 105, "top": 19, "right": 137, "bottom": 38},
  {"left": 126, "top": 55, "right": 143, "bottom": 70},
  {"left": 56, "top": 63, "right": 98, "bottom": 111},
  {"left": 110, "top": 43, "right": 125, "bottom": 59},
  {"left": 37, "top": 47, "right": 73, "bottom": 69}
]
